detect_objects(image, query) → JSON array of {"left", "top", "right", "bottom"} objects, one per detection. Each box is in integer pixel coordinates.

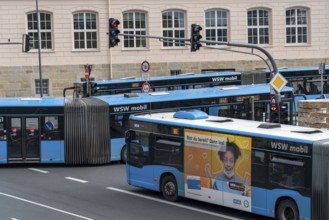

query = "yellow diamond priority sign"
[{"left": 270, "top": 72, "right": 288, "bottom": 93}]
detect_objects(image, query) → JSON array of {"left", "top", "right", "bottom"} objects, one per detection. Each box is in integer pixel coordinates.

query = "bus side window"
[
  {"left": 42, "top": 116, "right": 64, "bottom": 140},
  {"left": 269, "top": 155, "right": 306, "bottom": 190},
  {"left": 252, "top": 151, "right": 267, "bottom": 185},
  {"left": 128, "top": 132, "right": 150, "bottom": 167},
  {"left": 152, "top": 137, "right": 182, "bottom": 169},
  {"left": 0, "top": 117, "right": 5, "bottom": 140}
]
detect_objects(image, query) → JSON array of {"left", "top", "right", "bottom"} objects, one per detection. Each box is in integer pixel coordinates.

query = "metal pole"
[{"left": 36, "top": 0, "right": 43, "bottom": 97}]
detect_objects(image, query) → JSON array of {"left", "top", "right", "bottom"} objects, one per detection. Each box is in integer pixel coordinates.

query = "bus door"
[{"left": 7, "top": 117, "right": 40, "bottom": 162}]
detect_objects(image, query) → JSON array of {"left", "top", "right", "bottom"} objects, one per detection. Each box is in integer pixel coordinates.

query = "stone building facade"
[
  {"left": 0, "top": 0, "right": 328, "bottom": 97},
  {"left": 298, "top": 100, "right": 329, "bottom": 129}
]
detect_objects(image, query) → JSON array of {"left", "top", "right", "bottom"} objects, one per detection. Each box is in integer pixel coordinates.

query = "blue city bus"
[
  {"left": 266, "top": 66, "right": 329, "bottom": 104},
  {"left": 70, "top": 70, "right": 267, "bottom": 97},
  {"left": 0, "top": 84, "right": 294, "bottom": 165},
  {"left": 126, "top": 109, "right": 329, "bottom": 220}
]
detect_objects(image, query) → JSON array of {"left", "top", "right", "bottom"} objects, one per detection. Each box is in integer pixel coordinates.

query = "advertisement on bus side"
[{"left": 184, "top": 129, "right": 252, "bottom": 212}]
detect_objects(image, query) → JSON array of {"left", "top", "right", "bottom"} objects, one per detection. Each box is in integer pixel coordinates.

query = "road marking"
[
  {"left": 107, "top": 187, "right": 244, "bottom": 220},
  {"left": 65, "top": 177, "right": 88, "bottom": 183},
  {"left": 11, "top": 218, "right": 18, "bottom": 220},
  {"left": 28, "top": 168, "right": 49, "bottom": 174},
  {"left": 0, "top": 192, "right": 93, "bottom": 220}
]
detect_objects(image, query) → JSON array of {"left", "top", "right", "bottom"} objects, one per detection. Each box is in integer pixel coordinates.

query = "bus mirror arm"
[
  {"left": 320, "top": 94, "right": 326, "bottom": 99},
  {"left": 293, "top": 94, "right": 307, "bottom": 100},
  {"left": 63, "top": 86, "right": 75, "bottom": 97}
]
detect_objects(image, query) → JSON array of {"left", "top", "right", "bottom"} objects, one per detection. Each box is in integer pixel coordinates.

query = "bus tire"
[
  {"left": 276, "top": 199, "right": 299, "bottom": 220},
  {"left": 161, "top": 175, "right": 178, "bottom": 202},
  {"left": 121, "top": 145, "right": 127, "bottom": 164}
]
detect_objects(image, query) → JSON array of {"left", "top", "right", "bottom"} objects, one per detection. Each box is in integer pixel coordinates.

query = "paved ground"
[{"left": 0, "top": 163, "right": 272, "bottom": 220}]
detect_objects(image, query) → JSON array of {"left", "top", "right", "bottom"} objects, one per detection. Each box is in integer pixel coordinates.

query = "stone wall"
[{"left": 298, "top": 100, "right": 329, "bottom": 129}]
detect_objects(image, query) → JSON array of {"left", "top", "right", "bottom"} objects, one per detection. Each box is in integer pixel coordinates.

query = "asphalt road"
[{"left": 0, "top": 163, "right": 272, "bottom": 220}]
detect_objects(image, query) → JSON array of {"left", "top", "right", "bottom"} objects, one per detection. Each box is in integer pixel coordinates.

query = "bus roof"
[
  {"left": 129, "top": 111, "right": 329, "bottom": 143},
  {"left": 266, "top": 66, "right": 329, "bottom": 73},
  {"left": 93, "top": 71, "right": 241, "bottom": 85},
  {"left": 0, "top": 97, "right": 64, "bottom": 107},
  {"left": 95, "top": 83, "right": 294, "bottom": 106}
]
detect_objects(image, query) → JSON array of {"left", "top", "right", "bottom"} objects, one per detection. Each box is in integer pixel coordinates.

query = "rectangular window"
[
  {"left": 170, "top": 70, "right": 182, "bottom": 76},
  {"left": 73, "top": 12, "right": 98, "bottom": 49},
  {"left": 35, "top": 79, "right": 49, "bottom": 95},
  {"left": 43, "top": 116, "right": 64, "bottom": 140},
  {"left": 153, "top": 137, "right": 182, "bottom": 168},
  {"left": 286, "top": 8, "right": 308, "bottom": 44},
  {"left": 247, "top": 9, "right": 270, "bottom": 45},
  {"left": 205, "top": 10, "right": 228, "bottom": 45},
  {"left": 252, "top": 151, "right": 267, "bottom": 184},
  {"left": 128, "top": 132, "right": 150, "bottom": 166},
  {"left": 123, "top": 11, "right": 147, "bottom": 48},
  {"left": 0, "top": 117, "right": 5, "bottom": 141},
  {"left": 162, "top": 11, "right": 186, "bottom": 48},
  {"left": 269, "top": 154, "right": 309, "bottom": 191}
]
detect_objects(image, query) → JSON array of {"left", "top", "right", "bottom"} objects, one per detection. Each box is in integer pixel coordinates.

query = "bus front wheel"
[
  {"left": 277, "top": 199, "right": 299, "bottom": 220},
  {"left": 161, "top": 175, "right": 178, "bottom": 202}
]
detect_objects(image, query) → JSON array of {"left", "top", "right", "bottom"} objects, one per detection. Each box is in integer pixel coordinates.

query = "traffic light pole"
[{"left": 36, "top": 0, "right": 43, "bottom": 97}]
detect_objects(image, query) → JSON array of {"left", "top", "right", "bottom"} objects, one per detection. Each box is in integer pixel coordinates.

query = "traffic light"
[
  {"left": 270, "top": 103, "right": 279, "bottom": 123},
  {"left": 22, "top": 34, "right": 30, "bottom": 52},
  {"left": 109, "top": 18, "right": 120, "bottom": 48},
  {"left": 190, "top": 24, "right": 202, "bottom": 52},
  {"left": 280, "top": 103, "right": 289, "bottom": 124}
]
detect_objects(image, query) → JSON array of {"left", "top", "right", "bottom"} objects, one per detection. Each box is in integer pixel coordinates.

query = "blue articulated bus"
[
  {"left": 0, "top": 97, "right": 110, "bottom": 165},
  {"left": 69, "top": 70, "right": 267, "bottom": 97},
  {"left": 126, "top": 109, "right": 329, "bottom": 220},
  {"left": 97, "top": 83, "right": 294, "bottom": 163},
  {"left": 0, "top": 84, "right": 293, "bottom": 165}
]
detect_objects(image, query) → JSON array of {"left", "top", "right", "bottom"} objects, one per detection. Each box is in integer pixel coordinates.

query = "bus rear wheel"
[
  {"left": 161, "top": 175, "right": 178, "bottom": 202},
  {"left": 277, "top": 199, "right": 299, "bottom": 220}
]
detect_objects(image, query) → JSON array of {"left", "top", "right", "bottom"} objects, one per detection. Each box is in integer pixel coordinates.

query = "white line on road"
[
  {"left": 65, "top": 177, "right": 88, "bottom": 183},
  {"left": 107, "top": 187, "right": 244, "bottom": 220},
  {"left": 28, "top": 168, "right": 49, "bottom": 174},
  {"left": 0, "top": 192, "right": 93, "bottom": 220}
]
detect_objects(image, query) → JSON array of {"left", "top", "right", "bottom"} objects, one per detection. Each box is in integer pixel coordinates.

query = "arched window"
[{"left": 27, "top": 11, "right": 53, "bottom": 50}]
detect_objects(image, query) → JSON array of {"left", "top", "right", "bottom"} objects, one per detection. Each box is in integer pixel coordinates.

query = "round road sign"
[
  {"left": 142, "top": 81, "right": 151, "bottom": 93},
  {"left": 141, "top": 60, "right": 150, "bottom": 72}
]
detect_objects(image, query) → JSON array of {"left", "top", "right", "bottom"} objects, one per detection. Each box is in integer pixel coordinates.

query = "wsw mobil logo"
[
  {"left": 270, "top": 141, "right": 309, "bottom": 154},
  {"left": 113, "top": 104, "right": 148, "bottom": 113},
  {"left": 211, "top": 75, "right": 238, "bottom": 82}
]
